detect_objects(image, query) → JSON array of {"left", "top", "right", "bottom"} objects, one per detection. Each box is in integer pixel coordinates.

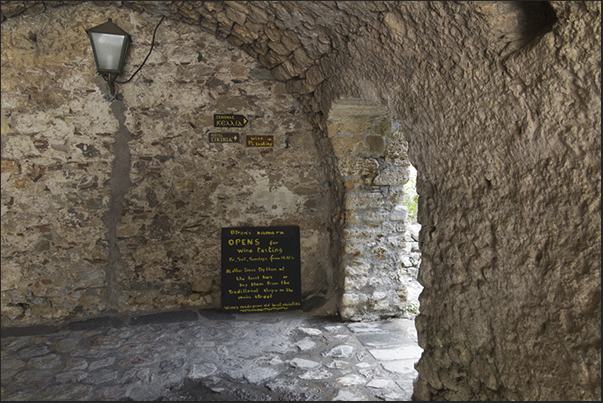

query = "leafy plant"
[
  {"left": 406, "top": 300, "right": 420, "bottom": 316},
  {"left": 402, "top": 166, "right": 418, "bottom": 223}
]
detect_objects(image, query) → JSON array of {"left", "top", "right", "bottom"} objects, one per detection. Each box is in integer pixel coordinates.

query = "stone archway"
[
  {"left": 326, "top": 98, "right": 420, "bottom": 321},
  {"left": 1, "top": 2, "right": 600, "bottom": 401}
]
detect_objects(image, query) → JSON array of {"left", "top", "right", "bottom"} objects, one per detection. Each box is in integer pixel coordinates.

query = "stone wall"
[
  {"left": 327, "top": 98, "right": 414, "bottom": 321},
  {"left": 2, "top": 1, "right": 600, "bottom": 401},
  {"left": 1, "top": 3, "right": 340, "bottom": 324}
]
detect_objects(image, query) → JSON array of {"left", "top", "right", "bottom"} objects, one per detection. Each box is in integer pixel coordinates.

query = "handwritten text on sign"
[
  {"left": 221, "top": 226, "right": 301, "bottom": 313},
  {"left": 246, "top": 135, "right": 273, "bottom": 147}
]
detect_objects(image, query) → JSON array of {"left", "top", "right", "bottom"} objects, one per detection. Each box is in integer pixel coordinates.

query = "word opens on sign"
[{"left": 221, "top": 226, "right": 301, "bottom": 313}]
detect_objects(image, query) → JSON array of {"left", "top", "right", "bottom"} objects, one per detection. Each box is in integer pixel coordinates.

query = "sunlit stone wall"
[{"left": 1, "top": 3, "right": 338, "bottom": 325}]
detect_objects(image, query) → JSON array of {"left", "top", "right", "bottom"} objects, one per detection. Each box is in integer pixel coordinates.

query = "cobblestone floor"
[{"left": 1, "top": 310, "right": 422, "bottom": 401}]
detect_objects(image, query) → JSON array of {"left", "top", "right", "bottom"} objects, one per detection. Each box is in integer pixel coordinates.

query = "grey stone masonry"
[{"left": 1, "top": 310, "right": 422, "bottom": 401}]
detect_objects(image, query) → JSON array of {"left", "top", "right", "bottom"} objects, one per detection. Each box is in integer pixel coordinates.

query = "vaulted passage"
[{"left": 1, "top": 2, "right": 600, "bottom": 401}]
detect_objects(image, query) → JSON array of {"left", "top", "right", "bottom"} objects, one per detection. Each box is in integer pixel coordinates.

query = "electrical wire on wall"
[{"left": 102, "top": 15, "right": 165, "bottom": 96}]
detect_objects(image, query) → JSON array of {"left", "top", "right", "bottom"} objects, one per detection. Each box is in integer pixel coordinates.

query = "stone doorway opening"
[
  {"left": 400, "top": 164, "right": 423, "bottom": 319},
  {"left": 326, "top": 98, "right": 423, "bottom": 322},
  {"left": 326, "top": 98, "right": 424, "bottom": 398}
]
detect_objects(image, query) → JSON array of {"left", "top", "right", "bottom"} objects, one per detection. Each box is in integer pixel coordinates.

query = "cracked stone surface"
[{"left": 0, "top": 310, "right": 421, "bottom": 401}]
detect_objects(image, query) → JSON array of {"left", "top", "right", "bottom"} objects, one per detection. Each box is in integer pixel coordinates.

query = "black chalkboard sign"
[{"left": 221, "top": 226, "right": 301, "bottom": 313}]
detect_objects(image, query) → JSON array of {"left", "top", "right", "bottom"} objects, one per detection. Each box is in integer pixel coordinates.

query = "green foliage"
[
  {"left": 402, "top": 167, "right": 419, "bottom": 223},
  {"left": 406, "top": 300, "right": 420, "bottom": 316}
]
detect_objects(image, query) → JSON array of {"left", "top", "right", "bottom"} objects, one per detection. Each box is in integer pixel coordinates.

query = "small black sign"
[
  {"left": 221, "top": 226, "right": 301, "bottom": 313},
  {"left": 209, "top": 133, "right": 240, "bottom": 143},
  {"left": 214, "top": 114, "right": 248, "bottom": 127},
  {"left": 246, "top": 135, "right": 273, "bottom": 148}
]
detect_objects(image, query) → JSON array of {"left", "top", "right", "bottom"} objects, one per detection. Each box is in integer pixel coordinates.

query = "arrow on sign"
[
  {"left": 209, "top": 133, "right": 240, "bottom": 143},
  {"left": 214, "top": 114, "right": 248, "bottom": 127}
]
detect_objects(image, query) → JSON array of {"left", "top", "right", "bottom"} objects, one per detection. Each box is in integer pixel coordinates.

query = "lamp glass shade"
[{"left": 87, "top": 19, "right": 131, "bottom": 74}]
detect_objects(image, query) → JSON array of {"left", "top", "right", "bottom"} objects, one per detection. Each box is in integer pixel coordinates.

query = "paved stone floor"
[{"left": 1, "top": 310, "right": 422, "bottom": 401}]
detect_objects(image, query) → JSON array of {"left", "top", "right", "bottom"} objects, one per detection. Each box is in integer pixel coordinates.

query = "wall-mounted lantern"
[
  {"left": 86, "top": 16, "right": 165, "bottom": 97},
  {"left": 86, "top": 19, "right": 131, "bottom": 93}
]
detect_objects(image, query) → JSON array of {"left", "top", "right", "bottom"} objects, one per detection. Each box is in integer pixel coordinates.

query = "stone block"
[
  {"left": 286, "top": 78, "right": 313, "bottom": 95},
  {"left": 342, "top": 241, "right": 364, "bottom": 257},
  {"left": 350, "top": 209, "right": 391, "bottom": 224},
  {"left": 389, "top": 205, "right": 409, "bottom": 221},
  {"left": 224, "top": 5, "right": 246, "bottom": 25},
  {"left": 381, "top": 221, "right": 407, "bottom": 234},
  {"left": 305, "top": 65, "right": 325, "bottom": 86},
  {"left": 281, "top": 30, "right": 302, "bottom": 52},
  {"left": 385, "top": 139, "right": 409, "bottom": 166},
  {"left": 342, "top": 227, "right": 378, "bottom": 241},
  {"left": 337, "top": 156, "right": 379, "bottom": 176},
  {"left": 344, "top": 191, "right": 386, "bottom": 210},
  {"left": 270, "top": 61, "right": 293, "bottom": 80},
  {"left": 191, "top": 279, "right": 213, "bottom": 294},
  {"left": 386, "top": 186, "right": 406, "bottom": 204},
  {"left": 246, "top": 4, "right": 269, "bottom": 23},
  {"left": 291, "top": 47, "right": 314, "bottom": 73},
  {"left": 344, "top": 263, "right": 371, "bottom": 277},
  {"left": 342, "top": 292, "right": 367, "bottom": 307},
  {"left": 366, "top": 135, "right": 385, "bottom": 155},
  {"left": 340, "top": 307, "right": 356, "bottom": 320},
  {"left": 343, "top": 178, "right": 362, "bottom": 190},
  {"left": 371, "top": 246, "right": 389, "bottom": 260},
  {"left": 268, "top": 40, "right": 291, "bottom": 56},
  {"left": 344, "top": 277, "right": 363, "bottom": 290},
  {"left": 258, "top": 49, "right": 287, "bottom": 68},
  {"left": 373, "top": 166, "right": 410, "bottom": 186},
  {"left": 385, "top": 234, "right": 407, "bottom": 249},
  {"left": 331, "top": 135, "right": 368, "bottom": 157},
  {"left": 372, "top": 291, "right": 388, "bottom": 300},
  {"left": 374, "top": 117, "right": 393, "bottom": 137},
  {"left": 368, "top": 276, "right": 390, "bottom": 288},
  {"left": 373, "top": 299, "right": 391, "bottom": 311}
]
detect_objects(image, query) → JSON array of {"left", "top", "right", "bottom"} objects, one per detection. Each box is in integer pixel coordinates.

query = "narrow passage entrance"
[
  {"left": 400, "top": 164, "right": 423, "bottom": 319},
  {"left": 326, "top": 98, "right": 423, "bottom": 321},
  {"left": 325, "top": 98, "right": 424, "bottom": 398}
]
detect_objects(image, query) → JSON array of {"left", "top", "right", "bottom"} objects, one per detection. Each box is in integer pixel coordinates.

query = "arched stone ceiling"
[
  {"left": 2, "top": 2, "right": 600, "bottom": 401},
  {"left": 1, "top": 1, "right": 561, "bottom": 122},
  {"left": 2, "top": 1, "right": 577, "bottom": 179}
]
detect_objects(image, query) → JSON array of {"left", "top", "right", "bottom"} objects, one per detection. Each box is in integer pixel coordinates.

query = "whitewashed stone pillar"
[{"left": 327, "top": 99, "right": 412, "bottom": 321}]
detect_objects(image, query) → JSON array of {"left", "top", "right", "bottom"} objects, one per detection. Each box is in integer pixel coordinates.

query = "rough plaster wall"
[
  {"left": 1, "top": 1, "right": 601, "bottom": 401},
  {"left": 318, "top": 3, "right": 600, "bottom": 401},
  {"left": 1, "top": 3, "right": 338, "bottom": 325}
]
